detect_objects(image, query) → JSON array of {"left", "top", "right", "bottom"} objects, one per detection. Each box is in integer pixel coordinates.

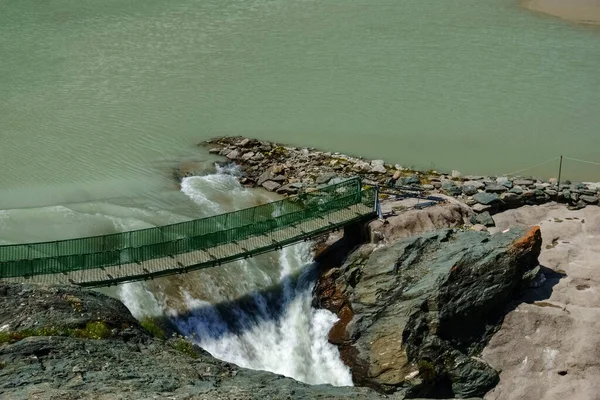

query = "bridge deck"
[{"left": 2, "top": 203, "right": 373, "bottom": 287}]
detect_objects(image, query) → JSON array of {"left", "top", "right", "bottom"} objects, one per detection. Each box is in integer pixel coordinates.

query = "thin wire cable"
[
  {"left": 563, "top": 156, "right": 600, "bottom": 167},
  {"left": 504, "top": 157, "right": 560, "bottom": 176}
]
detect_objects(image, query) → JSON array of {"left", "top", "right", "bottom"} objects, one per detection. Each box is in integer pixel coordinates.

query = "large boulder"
[{"left": 314, "top": 227, "right": 542, "bottom": 398}]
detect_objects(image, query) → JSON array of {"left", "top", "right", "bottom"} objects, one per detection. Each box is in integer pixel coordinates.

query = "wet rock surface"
[
  {"left": 0, "top": 284, "right": 395, "bottom": 400},
  {"left": 314, "top": 226, "right": 542, "bottom": 398}
]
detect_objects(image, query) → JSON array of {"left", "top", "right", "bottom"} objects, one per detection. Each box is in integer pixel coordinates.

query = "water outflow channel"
[{"left": 117, "top": 168, "right": 353, "bottom": 386}]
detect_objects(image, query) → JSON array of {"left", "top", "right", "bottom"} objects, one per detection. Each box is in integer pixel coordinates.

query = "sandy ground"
[
  {"left": 522, "top": 0, "right": 600, "bottom": 25},
  {"left": 483, "top": 203, "right": 600, "bottom": 400}
]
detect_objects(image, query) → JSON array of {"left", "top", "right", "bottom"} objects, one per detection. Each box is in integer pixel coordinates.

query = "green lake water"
[{"left": 1, "top": 0, "right": 599, "bottom": 239}]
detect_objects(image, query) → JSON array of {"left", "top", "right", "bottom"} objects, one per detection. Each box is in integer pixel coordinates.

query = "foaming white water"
[
  {"left": 175, "top": 243, "right": 352, "bottom": 386},
  {"left": 118, "top": 167, "right": 353, "bottom": 386},
  {"left": 118, "top": 282, "right": 166, "bottom": 319}
]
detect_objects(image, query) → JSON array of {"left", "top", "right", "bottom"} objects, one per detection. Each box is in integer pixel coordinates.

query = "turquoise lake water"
[{"left": 0, "top": 0, "right": 599, "bottom": 234}]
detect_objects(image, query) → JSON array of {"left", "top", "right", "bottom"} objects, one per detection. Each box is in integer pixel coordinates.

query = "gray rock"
[
  {"left": 371, "top": 159, "right": 385, "bottom": 167},
  {"left": 509, "top": 186, "right": 524, "bottom": 195},
  {"left": 316, "top": 173, "right": 337, "bottom": 185},
  {"left": 422, "top": 184, "right": 435, "bottom": 190},
  {"left": 513, "top": 179, "right": 534, "bottom": 187},
  {"left": 276, "top": 183, "right": 302, "bottom": 195},
  {"left": 261, "top": 180, "right": 281, "bottom": 192},
  {"left": 226, "top": 150, "right": 240, "bottom": 160},
  {"left": 241, "top": 152, "right": 255, "bottom": 161},
  {"left": 403, "top": 175, "right": 421, "bottom": 185},
  {"left": 442, "top": 182, "right": 462, "bottom": 196},
  {"left": 580, "top": 195, "right": 599, "bottom": 204},
  {"left": 500, "top": 180, "right": 513, "bottom": 189},
  {"left": 463, "top": 175, "right": 485, "bottom": 181},
  {"left": 571, "top": 192, "right": 580, "bottom": 202},
  {"left": 470, "top": 211, "right": 495, "bottom": 227},
  {"left": 315, "top": 227, "right": 542, "bottom": 397},
  {"left": 370, "top": 164, "right": 387, "bottom": 174},
  {"left": 473, "top": 192, "right": 500, "bottom": 205},
  {"left": 500, "top": 192, "right": 523, "bottom": 205},
  {"left": 562, "top": 190, "right": 571, "bottom": 201},
  {"left": 464, "top": 181, "right": 485, "bottom": 190},
  {"left": 462, "top": 185, "right": 479, "bottom": 196},
  {"left": 238, "top": 138, "right": 251, "bottom": 147},
  {"left": 485, "top": 184, "right": 508, "bottom": 193},
  {"left": 471, "top": 224, "right": 488, "bottom": 232},
  {"left": 209, "top": 147, "right": 221, "bottom": 154},
  {"left": 472, "top": 203, "right": 492, "bottom": 213},
  {"left": 568, "top": 200, "right": 587, "bottom": 210}
]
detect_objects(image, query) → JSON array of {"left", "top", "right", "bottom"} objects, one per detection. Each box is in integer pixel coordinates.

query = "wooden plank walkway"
[{"left": 2, "top": 203, "right": 374, "bottom": 287}]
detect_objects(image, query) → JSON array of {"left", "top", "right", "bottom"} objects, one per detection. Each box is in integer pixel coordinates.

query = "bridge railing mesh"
[{"left": 0, "top": 177, "right": 376, "bottom": 279}]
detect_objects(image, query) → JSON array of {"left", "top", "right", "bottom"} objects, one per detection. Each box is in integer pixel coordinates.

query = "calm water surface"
[{"left": 1, "top": 0, "right": 600, "bottom": 238}]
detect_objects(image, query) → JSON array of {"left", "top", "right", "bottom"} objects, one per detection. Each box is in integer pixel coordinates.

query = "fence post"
[{"left": 557, "top": 155, "right": 563, "bottom": 201}]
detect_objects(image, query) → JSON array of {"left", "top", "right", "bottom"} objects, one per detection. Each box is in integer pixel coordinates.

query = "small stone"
[
  {"left": 371, "top": 159, "right": 385, "bottom": 167},
  {"left": 571, "top": 193, "right": 580, "bottom": 202},
  {"left": 442, "top": 182, "right": 461, "bottom": 196},
  {"left": 451, "top": 170, "right": 462, "bottom": 179},
  {"left": 261, "top": 181, "right": 281, "bottom": 192},
  {"left": 462, "top": 185, "right": 478, "bottom": 196},
  {"left": 316, "top": 173, "right": 337, "bottom": 184},
  {"left": 226, "top": 150, "right": 240, "bottom": 160},
  {"left": 562, "top": 190, "right": 571, "bottom": 201},
  {"left": 545, "top": 189, "right": 558, "bottom": 197},
  {"left": 500, "top": 192, "right": 522, "bottom": 204},
  {"left": 239, "top": 138, "right": 250, "bottom": 147},
  {"left": 485, "top": 184, "right": 508, "bottom": 193},
  {"left": 271, "top": 175, "right": 286, "bottom": 183},
  {"left": 241, "top": 152, "right": 254, "bottom": 161},
  {"left": 422, "top": 184, "right": 434, "bottom": 190},
  {"left": 371, "top": 164, "right": 387, "bottom": 174},
  {"left": 471, "top": 224, "right": 488, "bottom": 232},
  {"left": 353, "top": 161, "right": 370, "bottom": 172},
  {"left": 472, "top": 203, "right": 492, "bottom": 213},
  {"left": 463, "top": 181, "right": 485, "bottom": 190},
  {"left": 251, "top": 152, "right": 265, "bottom": 161},
  {"left": 509, "top": 186, "right": 524, "bottom": 195},
  {"left": 513, "top": 179, "right": 534, "bottom": 187},
  {"left": 392, "top": 170, "right": 402, "bottom": 180},
  {"left": 568, "top": 200, "right": 587, "bottom": 210},
  {"left": 473, "top": 192, "right": 500, "bottom": 205},
  {"left": 209, "top": 148, "right": 221, "bottom": 154},
  {"left": 580, "top": 195, "right": 599, "bottom": 204},
  {"left": 403, "top": 175, "right": 420, "bottom": 185},
  {"left": 470, "top": 211, "right": 495, "bottom": 227},
  {"left": 276, "top": 184, "right": 301, "bottom": 195}
]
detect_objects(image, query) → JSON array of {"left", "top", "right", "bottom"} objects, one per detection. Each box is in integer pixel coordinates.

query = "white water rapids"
[{"left": 117, "top": 168, "right": 353, "bottom": 386}]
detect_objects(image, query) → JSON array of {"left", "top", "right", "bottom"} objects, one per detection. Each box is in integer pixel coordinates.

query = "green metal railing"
[{"left": 0, "top": 177, "right": 376, "bottom": 280}]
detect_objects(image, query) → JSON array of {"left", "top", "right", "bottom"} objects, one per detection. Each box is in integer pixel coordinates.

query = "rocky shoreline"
[{"left": 197, "top": 137, "right": 600, "bottom": 225}]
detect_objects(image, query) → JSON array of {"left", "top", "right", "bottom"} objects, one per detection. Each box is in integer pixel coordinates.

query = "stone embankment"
[{"left": 198, "top": 137, "right": 600, "bottom": 223}]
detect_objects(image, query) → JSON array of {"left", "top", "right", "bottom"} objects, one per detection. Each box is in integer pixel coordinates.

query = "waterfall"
[{"left": 118, "top": 167, "right": 352, "bottom": 387}]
